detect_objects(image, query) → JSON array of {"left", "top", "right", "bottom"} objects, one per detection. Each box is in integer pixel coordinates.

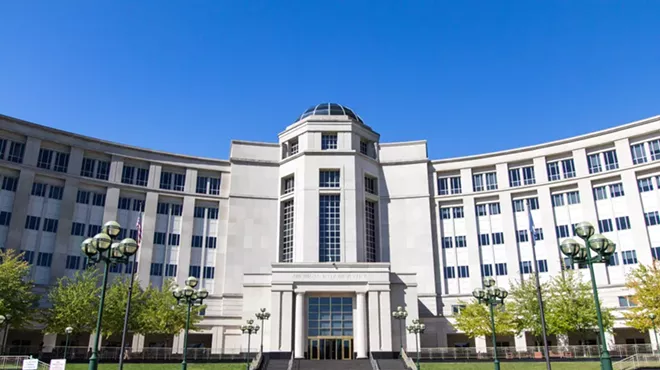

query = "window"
[
  {"left": 508, "top": 168, "right": 521, "bottom": 187},
  {"left": 321, "top": 134, "right": 338, "bottom": 150},
  {"left": 118, "top": 198, "right": 131, "bottom": 210},
  {"left": 485, "top": 172, "right": 498, "bottom": 190},
  {"left": 189, "top": 265, "right": 201, "bottom": 278},
  {"left": 365, "top": 176, "right": 378, "bottom": 195},
  {"left": 533, "top": 228, "right": 544, "bottom": 241},
  {"left": 7, "top": 142, "right": 25, "bottom": 163},
  {"left": 607, "top": 252, "right": 620, "bottom": 266},
  {"left": 80, "top": 157, "right": 109, "bottom": 180},
  {"left": 520, "top": 261, "right": 533, "bottom": 274},
  {"left": 593, "top": 186, "right": 608, "bottom": 200},
  {"left": 76, "top": 190, "right": 90, "bottom": 204},
  {"left": 455, "top": 236, "right": 467, "bottom": 248},
  {"left": 618, "top": 296, "right": 637, "bottom": 308},
  {"left": 203, "top": 266, "right": 215, "bottom": 279},
  {"left": 31, "top": 182, "right": 46, "bottom": 197},
  {"left": 596, "top": 150, "right": 619, "bottom": 171},
  {"left": 451, "top": 305, "right": 466, "bottom": 315},
  {"left": 453, "top": 207, "right": 464, "bottom": 218},
  {"left": 567, "top": 191, "right": 581, "bottom": 205},
  {"left": 160, "top": 171, "right": 186, "bottom": 191},
  {"left": 281, "top": 199, "right": 294, "bottom": 262},
  {"left": 495, "top": 263, "right": 508, "bottom": 276},
  {"left": 440, "top": 208, "right": 451, "bottom": 219},
  {"left": 650, "top": 140, "right": 660, "bottom": 161},
  {"left": 547, "top": 162, "right": 561, "bottom": 181},
  {"left": 479, "top": 234, "right": 490, "bottom": 246},
  {"left": 473, "top": 174, "right": 484, "bottom": 192},
  {"left": 562, "top": 159, "right": 576, "bottom": 178},
  {"left": 92, "top": 193, "right": 106, "bottom": 207},
  {"left": 283, "top": 176, "right": 295, "bottom": 195},
  {"left": 523, "top": 166, "right": 536, "bottom": 185},
  {"left": 489, "top": 203, "right": 501, "bottom": 215},
  {"left": 87, "top": 224, "right": 102, "bottom": 237},
  {"left": 587, "top": 153, "right": 602, "bottom": 174},
  {"left": 290, "top": 139, "right": 299, "bottom": 155},
  {"left": 0, "top": 211, "right": 11, "bottom": 226},
  {"left": 1, "top": 177, "right": 17, "bottom": 192},
  {"left": 492, "top": 232, "right": 504, "bottom": 245},
  {"left": 616, "top": 216, "right": 631, "bottom": 230},
  {"left": 598, "top": 219, "right": 613, "bottom": 233},
  {"left": 36, "top": 252, "right": 53, "bottom": 267},
  {"left": 65, "top": 255, "right": 80, "bottom": 270},
  {"left": 168, "top": 234, "right": 180, "bottom": 246},
  {"left": 610, "top": 183, "right": 625, "bottom": 197},
  {"left": 638, "top": 178, "right": 654, "bottom": 192},
  {"left": 206, "top": 236, "right": 217, "bottom": 249},
  {"left": 122, "top": 165, "right": 149, "bottom": 186},
  {"left": 476, "top": 204, "right": 487, "bottom": 216},
  {"left": 208, "top": 207, "right": 219, "bottom": 219},
  {"left": 365, "top": 200, "right": 378, "bottom": 262},
  {"left": 516, "top": 230, "right": 529, "bottom": 243},
  {"left": 450, "top": 177, "right": 462, "bottom": 194},
  {"left": 153, "top": 232, "right": 167, "bottom": 245},
  {"left": 438, "top": 177, "right": 449, "bottom": 195},
  {"left": 81, "top": 158, "right": 95, "bottom": 177},
  {"left": 512, "top": 199, "right": 525, "bottom": 212},
  {"left": 38, "top": 149, "right": 69, "bottom": 173},
  {"left": 360, "top": 140, "right": 368, "bottom": 155},
  {"left": 319, "top": 195, "right": 341, "bottom": 262},
  {"left": 37, "top": 149, "right": 53, "bottom": 169},
  {"left": 25, "top": 216, "right": 40, "bottom": 230},
  {"left": 196, "top": 176, "right": 221, "bottom": 195},
  {"left": 320, "top": 170, "right": 340, "bottom": 188},
  {"left": 71, "top": 222, "right": 85, "bottom": 236},
  {"left": 537, "top": 259, "right": 548, "bottom": 273},
  {"left": 48, "top": 186, "right": 63, "bottom": 200},
  {"left": 165, "top": 264, "right": 177, "bottom": 277},
  {"left": 563, "top": 257, "right": 574, "bottom": 270},
  {"left": 652, "top": 247, "right": 660, "bottom": 260},
  {"left": 631, "top": 143, "right": 647, "bottom": 164},
  {"left": 438, "top": 176, "right": 461, "bottom": 195},
  {"left": 622, "top": 250, "right": 638, "bottom": 265},
  {"left": 191, "top": 235, "right": 203, "bottom": 248},
  {"left": 149, "top": 263, "right": 163, "bottom": 277},
  {"left": 481, "top": 264, "right": 493, "bottom": 277},
  {"left": 21, "top": 250, "right": 34, "bottom": 264},
  {"left": 457, "top": 265, "right": 470, "bottom": 278},
  {"left": 442, "top": 237, "right": 452, "bottom": 249},
  {"left": 556, "top": 225, "right": 570, "bottom": 238},
  {"left": 444, "top": 266, "right": 456, "bottom": 279},
  {"left": 552, "top": 194, "right": 564, "bottom": 207},
  {"left": 43, "top": 218, "right": 58, "bottom": 233}
]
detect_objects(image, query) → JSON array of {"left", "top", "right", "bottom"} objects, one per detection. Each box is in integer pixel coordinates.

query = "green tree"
[
  {"left": 101, "top": 276, "right": 145, "bottom": 337},
  {"left": 41, "top": 269, "right": 101, "bottom": 334},
  {"left": 0, "top": 249, "right": 39, "bottom": 329},
  {"left": 453, "top": 300, "right": 516, "bottom": 338},
  {"left": 136, "top": 279, "right": 205, "bottom": 336},
  {"left": 623, "top": 262, "right": 660, "bottom": 332},
  {"left": 546, "top": 270, "right": 614, "bottom": 339},
  {"left": 506, "top": 275, "right": 551, "bottom": 343}
]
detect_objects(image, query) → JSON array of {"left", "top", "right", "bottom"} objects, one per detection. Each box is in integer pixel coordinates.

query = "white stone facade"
[{"left": 1, "top": 107, "right": 659, "bottom": 356}]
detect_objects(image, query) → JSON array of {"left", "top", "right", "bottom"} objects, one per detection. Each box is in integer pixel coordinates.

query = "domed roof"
[{"left": 297, "top": 103, "right": 364, "bottom": 124}]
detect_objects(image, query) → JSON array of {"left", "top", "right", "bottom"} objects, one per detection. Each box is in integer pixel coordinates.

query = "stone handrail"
[
  {"left": 369, "top": 352, "right": 380, "bottom": 370},
  {"left": 401, "top": 349, "right": 416, "bottom": 370},
  {"left": 287, "top": 351, "right": 294, "bottom": 370},
  {"left": 249, "top": 351, "right": 262, "bottom": 370}
]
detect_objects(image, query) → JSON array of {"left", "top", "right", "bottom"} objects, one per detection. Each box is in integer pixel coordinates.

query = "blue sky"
[{"left": 1, "top": 1, "right": 659, "bottom": 160}]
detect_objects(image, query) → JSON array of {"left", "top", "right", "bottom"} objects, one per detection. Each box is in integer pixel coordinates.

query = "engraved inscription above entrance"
[{"left": 292, "top": 273, "right": 369, "bottom": 281}]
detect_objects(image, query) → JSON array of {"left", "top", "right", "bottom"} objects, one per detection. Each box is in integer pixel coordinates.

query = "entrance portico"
[{"left": 242, "top": 263, "right": 418, "bottom": 359}]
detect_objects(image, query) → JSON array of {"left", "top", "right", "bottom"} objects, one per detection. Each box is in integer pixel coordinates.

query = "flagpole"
[
  {"left": 119, "top": 214, "right": 142, "bottom": 370},
  {"left": 528, "top": 200, "right": 552, "bottom": 370}
]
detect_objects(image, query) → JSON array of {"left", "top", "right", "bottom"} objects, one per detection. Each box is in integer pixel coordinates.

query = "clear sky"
[{"left": 1, "top": 1, "right": 659, "bottom": 160}]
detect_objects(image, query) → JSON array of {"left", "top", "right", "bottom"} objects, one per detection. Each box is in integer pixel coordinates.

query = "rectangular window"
[
  {"left": 160, "top": 171, "right": 172, "bottom": 190},
  {"left": 319, "top": 170, "right": 340, "bottom": 188},
  {"left": 121, "top": 165, "right": 135, "bottom": 184},
  {"left": 321, "top": 134, "right": 338, "bottom": 150},
  {"left": 205, "top": 236, "right": 217, "bottom": 249},
  {"left": 607, "top": 252, "right": 619, "bottom": 266},
  {"left": 208, "top": 207, "right": 219, "bottom": 219},
  {"left": 0, "top": 211, "right": 11, "bottom": 226},
  {"left": 534, "top": 228, "right": 544, "bottom": 241},
  {"left": 281, "top": 199, "right": 294, "bottom": 262},
  {"left": 283, "top": 176, "right": 295, "bottom": 194},
  {"left": 587, "top": 153, "right": 602, "bottom": 174},
  {"left": 452, "top": 207, "right": 464, "bottom": 218},
  {"left": 360, "top": 140, "right": 368, "bottom": 155},
  {"left": 157, "top": 203, "right": 170, "bottom": 215},
  {"left": 512, "top": 199, "right": 525, "bottom": 212},
  {"left": 189, "top": 265, "right": 201, "bottom": 278},
  {"left": 37, "top": 252, "right": 53, "bottom": 267},
  {"left": 472, "top": 174, "right": 484, "bottom": 192},
  {"left": 290, "top": 139, "right": 299, "bottom": 155},
  {"left": 132, "top": 199, "right": 145, "bottom": 212},
  {"left": 444, "top": 266, "right": 455, "bottom": 279},
  {"left": 520, "top": 261, "right": 533, "bottom": 274},
  {"left": 610, "top": 183, "right": 625, "bottom": 197},
  {"left": 31, "top": 182, "right": 47, "bottom": 197},
  {"left": 646, "top": 211, "right": 660, "bottom": 226},
  {"left": 149, "top": 263, "right": 163, "bottom": 277},
  {"left": 492, "top": 232, "right": 504, "bottom": 245},
  {"left": 516, "top": 230, "right": 529, "bottom": 243},
  {"left": 37, "top": 148, "right": 53, "bottom": 169},
  {"left": 552, "top": 194, "right": 564, "bottom": 207},
  {"left": 604, "top": 150, "right": 619, "bottom": 171},
  {"left": 81, "top": 158, "right": 96, "bottom": 177},
  {"left": 319, "top": 194, "right": 341, "bottom": 262},
  {"left": 593, "top": 186, "right": 608, "bottom": 200},
  {"left": 522, "top": 166, "right": 536, "bottom": 185},
  {"left": 616, "top": 216, "right": 631, "bottom": 230},
  {"left": 450, "top": 176, "right": 462, "bottom": 194},
  {"left": 65, "top": 255, "right": 80, "bottom": 270},
  {"left": 92, "top": 193, "right": 106, "bottom": 207},
  {"left": 7, "top": 142, "right": 25, "bottom": 163},
  {"left": 168, "top": 233, "right": 180, "bottom": 246},
  {"left": 537, "top": 259, "right": 548, "bottom": 273},
  {"left": 455, "top": 236, "right": 466, "bottom": 248},
  {"left": 598, "top": 219, "right": 613, "bottom": 233},
  {"left": 639, "top": 178, "right": 654, "bottom": 192},
  {"left": 618, "top": 296, "right": 637, "bottom": 308},
  {"left": 136, "top": 167, "right": 149, "bottom": 186},
  {"left": 71, "top": 222, "right": 85, "bottom": 236},
  {"left": 76, "top": 190, "right": 89, "bottom": 204},
  {"left": 476, "top": 204, "right": 487, "bottom": 216},
  {"left": 87, "top": 224, "right": 102, "bottom": 237},
  {"left": 173, "top": 173, "right": 186, "bottom": 191},
  {"left": 481, "top": 264, "right": 493, "bottom": 277},
  {"left": 118, "top": 197, "right": 131, "bottom": 210},
  {"left": 24, "top": 216, "right": 41, "bottom": 230},
  {"left": 652, "top": 247, "right": 660, "bottom": 260},
  {"left": 193, "top": 206, "right": 204, "bottom": 218},
  {"left": 631, "top": 143, "right": 647, "bottom": 164},
  {"left": 2, "top": 177, "right": 17, "bottom": 192},
  {"left": 547, "top": 162, "right": 561, "bottom": 181},
  {"left": 53, "top": 152, "right": 69, "bottom": 173},
  {"left": 48, "top": 186, "right": 63, "bottom": 200},
  {"left": 528, "top": 197, "right": 539, "bottom": 210},
  {"left": 649, "top": 140, "right": 660, "bottom": 161},
  {"left": 562, "top": 159, "right": 576, "bottom": 178},
  {"left": 485, "top": 172, "right": 498, "bottom": 190},
  {"left": 489, "top": 202, "right": 501, "bottom": 215},
  {"left": 21, "top": 250, "right": 34, "bottom": 264},
  {"left": 365, "top": 176, "right": 378, "bottom": 195},
  {"left": 442, "top": 237, "right": 453, "bottom": 249},
  {"left": 457, "top": 265, "right": 470, "bottom": 278},
  {"left": 191, "top": 235, "right": 203, "bottom": 248},
  {"left": 495, "top": 263, "right": 507, "bottom": 276},
  {"left": 437, "top": 177, "right": 448, "bottom": 195},
  {"left": 203, "top": 266, "right": 215, "bottom": 279},
  {"left": 43, "top": 218, "right": 59, "bottom": 233},
  {"left": 622, "top": 250, "right": 638, "bottom": 265},
  {"left": 440, "top": 208, "right": 450, "bottom": 219},
  {"left": 566, "top": 191, "right": 581, "bottom": 205},
  {"left": 196, "top": 176, "right": 208, "bottom": 194},
  {"left": 209, "top": 177, "right": 220, "bottom": 195},
  {"left": 365, "top": 200, "right": 378, "bottom": 262},
  {"left": 165, "top": 264, "right": 178, "bottom": 277},
  {"left": 479, "top": 234, "right": 490, "bottom": 246},
  {"left": 509, "top": 168, "right": 521, "bottom": 187},
  {"left": 95, "top": 161, "right": 109, "bottom": 180},
  {"left": 109, "top": 263, "right": 123, "bottom": 274},
  {"left": 153, "top": 232, "right": 167, "bottom": 245}
]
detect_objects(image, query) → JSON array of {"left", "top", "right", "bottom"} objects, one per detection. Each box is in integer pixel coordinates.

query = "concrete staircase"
[
  {"left": 296, "top": 359, "right": 372, "bottom": 370},
  {"left": 264, "top": 359, "right": 290, "bottom": 370},
  {"left": 376, "top": 359, "right": 408, "bottom": 370}
]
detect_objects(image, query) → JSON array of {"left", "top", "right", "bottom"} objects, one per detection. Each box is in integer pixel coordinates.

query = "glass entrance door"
[{"left": 308, "top": 338, "right": 352, "bottom": 360}]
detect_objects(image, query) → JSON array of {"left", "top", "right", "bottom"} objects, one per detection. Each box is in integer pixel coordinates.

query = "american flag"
[
  {"left": 135, "top": 215, "right": 143, "bottom": 247},
  {"left": 527, "top": 199, "right": 537, "bottom": 247}
]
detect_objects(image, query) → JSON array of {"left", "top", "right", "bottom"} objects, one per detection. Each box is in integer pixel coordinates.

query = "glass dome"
[{"left": 297, "top": 103, "right": 363, "bottom": 124}]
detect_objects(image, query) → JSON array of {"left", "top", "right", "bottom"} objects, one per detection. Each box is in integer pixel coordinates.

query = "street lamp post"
[
  {"left": 255, "top": 308, "right": 270, "bottom": 353},
  {"left": 651, "top": 313, "right": 659, "bottom": 353},
  {"left": 64, "top": 326, "right": 73, "bottom": 359},
  {"left": 392, "top": 306, "right": 408, "bottom": 354},
  {"left": 406, "top": 319, "right": 425, "bottom": 370},
  {"left": 241, "top": 319, "right": 260, "bottom": 370},
  {"left": 560, "top": 221, "right": 616, "bottom": 370},
  {"left": 472, "top": 277, "right": 508, "bottom": 370},
  {"left": 81, "top": 221, "right": 139, "bottom": 370},
  {"left": 172, "top": 276, "right": 209, "bottom": 370}
]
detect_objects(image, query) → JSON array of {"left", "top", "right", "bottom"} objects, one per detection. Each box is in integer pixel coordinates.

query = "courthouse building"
[{"left": 0, "top": 104, "right": 659, "bottom": 358}]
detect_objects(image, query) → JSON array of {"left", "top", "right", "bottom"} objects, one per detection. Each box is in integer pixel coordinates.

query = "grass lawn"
[
  {"left": 421, "top": 362, "right": 600, "bottom": 370},
  {"left": 67, "top": 364, "right": 245, "bottom": 370}
]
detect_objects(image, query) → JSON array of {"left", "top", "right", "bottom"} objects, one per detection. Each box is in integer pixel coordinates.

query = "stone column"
[
  {"left": 356, "top": 292, "right": 367, "bottom": 358},
  {"left": 294, "top": 292, "right": 305, "bottom": 358}
]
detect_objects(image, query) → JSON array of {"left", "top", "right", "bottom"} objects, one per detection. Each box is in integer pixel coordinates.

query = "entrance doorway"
[{"left": 308, "top": 338, "right": 353, "bottom": 360}]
